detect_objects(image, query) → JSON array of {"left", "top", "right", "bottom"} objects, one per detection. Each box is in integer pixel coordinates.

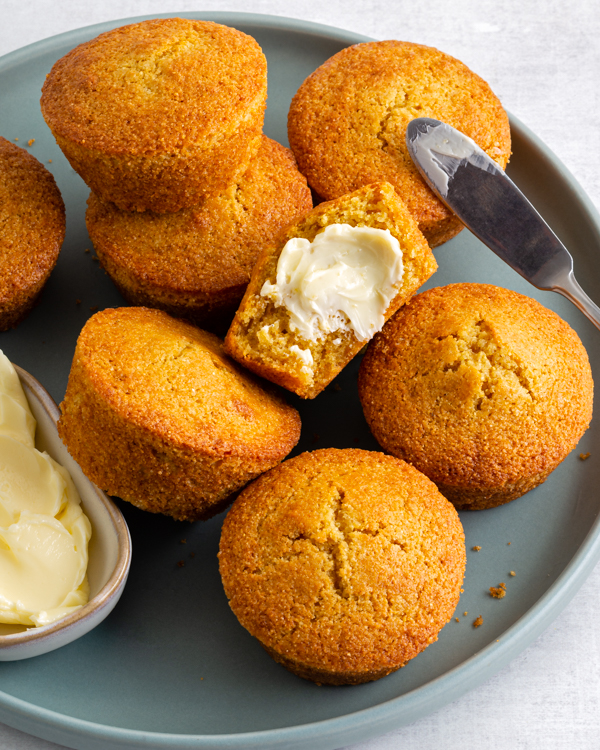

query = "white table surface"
[{"left": 1, "top": 0, "right": 600, "bottom": 748}]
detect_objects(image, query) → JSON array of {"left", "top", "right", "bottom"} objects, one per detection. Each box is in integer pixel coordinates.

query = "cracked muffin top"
[
  {"left": 218, "top": 448, "right": 465, "bottom": 685},
  {"left": 287, "top": 40, "right": 511, "bottom": 247},
  {"left": 358, "top": 283, "right": 593, "bottom": 509},
  {"left": 41, "top": 17, "right": 267, "bottom": 156}
]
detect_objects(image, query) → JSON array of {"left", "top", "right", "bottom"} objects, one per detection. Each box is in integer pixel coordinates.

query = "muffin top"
[
  {"left": 358, "top": 283, "right": 594, "bottom": 491},
  {"left": 71, "top": 307, "right": 301, "bottom": 461},
  {"left": 0, "top": 136, "right": 65, "bottom": 303},
  {"left": 219, "top": 448, "right": 465, "bottom": 681},
  {"left": 85, "top": 137, "right": 312, "bottom": 299},
  {"left": 288, "top": 40, "right": 511, "bottom": 244},
  {"left": 41, "top": 18, "right": 267, "bottom": 156}
]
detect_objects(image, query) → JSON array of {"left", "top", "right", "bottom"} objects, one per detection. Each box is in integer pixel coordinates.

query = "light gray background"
[{"left": 1, "top": 0, "right": 599, "bottom": 748}]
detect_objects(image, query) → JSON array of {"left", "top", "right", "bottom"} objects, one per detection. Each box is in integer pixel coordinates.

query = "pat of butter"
[
  {"left": 260, "top": 224, "right": 403, "bottom": 342},
  {"left": 0, "top": 351, "right": 91, "bottom": 628}
]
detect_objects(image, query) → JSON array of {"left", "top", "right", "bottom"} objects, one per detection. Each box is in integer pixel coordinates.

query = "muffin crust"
[
  {"left": 85, "top": 137, "right": 312, "bottom": 330},
  {"left": 41, "top": 18, "right": 267, "bottom": 212},
  {"left": 219, "top": 448, "right": 465, "bottom": 684},
  {"left": 358, "top": 283, "right": 594, "bottom": 509},
  {"left": 288, "top": 40, "right": 511, "bottom": 247},
  {"left": 0, "top": 136, "right": 65, "bottom": 330},
  {"left": 58, "top": 307, "right": 301, "bottom": 521}
]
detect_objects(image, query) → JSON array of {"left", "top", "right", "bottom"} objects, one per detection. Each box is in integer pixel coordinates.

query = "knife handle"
[{"left": 554, "top": 271, "right": 600, "bottom": 332}]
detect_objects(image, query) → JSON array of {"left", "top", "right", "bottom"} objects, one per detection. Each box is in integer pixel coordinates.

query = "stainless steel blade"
[{"left": 405, "top": 117, "right": 600, "bottom": 331}]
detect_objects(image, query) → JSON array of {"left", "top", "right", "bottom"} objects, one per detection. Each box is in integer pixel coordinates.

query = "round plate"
[{"left": 1, "top": 11, "right": 600, "bottom": 750}]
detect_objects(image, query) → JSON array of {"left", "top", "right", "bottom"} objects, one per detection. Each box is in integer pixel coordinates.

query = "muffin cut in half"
[
  {"left": 58, "top": 307, "right": 301, "bottom": 521},
  {"left": 41, "top": 18, "right": 267, "bottom": 213},
  {"left": 0, "top": 137, "right": 65, "bottom": 330},
  {"left": 219, "top": 448, "right": 466, "bottom": 685},
  {"left": 85, "top": 137, "right": 312, "bottom": 332},
  {"left": 358, "top": 283, "right": 594, "bottom": 510},
  {"left": 224, "top": 182, "right": 437, "bottom": 399},
  {"left": 288, "top": 40, "right": 511, "bottom": 247}
]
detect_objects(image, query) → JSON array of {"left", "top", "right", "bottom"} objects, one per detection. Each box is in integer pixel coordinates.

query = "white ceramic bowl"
[{"left": 0, "top": 364, "right": 131, "bottom": 660}]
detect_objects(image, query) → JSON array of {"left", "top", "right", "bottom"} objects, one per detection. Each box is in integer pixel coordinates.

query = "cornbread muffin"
[
  {"left": 219, "top": 448, "right": 466, "bottom": 685},
  {"left": 57, "top": 307, "right": 301, "bottom": 521},
  {"left": 288, "top": 40, "right": 511, "bottom": 247},
  {"left": 0, "top": 137, "right": 65, "bottom": 330},
  {"left": 85, "top": 137, "right": 312, "bottom": 330},
  {"left": 41, "top": 18, "right": 267, "bottom": 213},
  {"left": 358, "top": 284, "right": 594, "bottom": 510},
  {"left": 224, "top": 182, "right": 437, "bottom": 399}
]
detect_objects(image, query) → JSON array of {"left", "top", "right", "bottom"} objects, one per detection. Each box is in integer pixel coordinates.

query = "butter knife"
[{"left": 405, "top": 117, "right": 600, "bottom": 331}]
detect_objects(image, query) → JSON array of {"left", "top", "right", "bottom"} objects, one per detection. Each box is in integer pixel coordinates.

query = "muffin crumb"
[
  {"left": 489, "top": 582, "right": 507, "bottom": 599},
  {"left": 473, "top": 616, "right": 483, "bottom": 628}
]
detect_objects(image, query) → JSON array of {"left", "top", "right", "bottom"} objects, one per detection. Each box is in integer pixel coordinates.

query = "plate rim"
[{"left": 1, "top": 10, "right": 600, "bottom": 750}]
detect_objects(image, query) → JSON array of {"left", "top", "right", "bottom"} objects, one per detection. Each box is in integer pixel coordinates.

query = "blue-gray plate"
[{"left": 1, "top": 11, "right": 600, "bottom": 750}]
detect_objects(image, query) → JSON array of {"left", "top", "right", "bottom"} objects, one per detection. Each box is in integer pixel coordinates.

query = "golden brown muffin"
[
  {"left": 85, "top": 137, "right": 312, "bottom": 331},
  {"left": 288, "top": 40, "right": 511, "bottom": 247},
  {"left": 224, "top": 182, "right": 437, "bottom": 399},
  {"left": 41, "top": 18, "right": 267, "bottom": 213},
  {"left": 219, "top": 448, "right": 466, "bottom": 685},
  {"left": 358, "top": 283, "right": 594, "bottom": 510},
  {"left": 57, "top": 307, "right": 301, "bottom": 521},
  {"left": 0, "top": 137, "right": 65, "bottom": 330}
]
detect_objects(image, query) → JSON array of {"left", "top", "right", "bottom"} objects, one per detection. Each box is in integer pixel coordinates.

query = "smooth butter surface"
[{"left": 260, "top": 223, "right": 404, "bottom": 343}]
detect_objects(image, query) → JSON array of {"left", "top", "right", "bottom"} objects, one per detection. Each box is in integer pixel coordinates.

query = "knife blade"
[{"left": 405, "top": 117, "right": 600, "bottom": 331}]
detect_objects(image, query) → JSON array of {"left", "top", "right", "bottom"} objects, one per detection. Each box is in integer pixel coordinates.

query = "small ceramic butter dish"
[{"left": 0, "top": 364, "right": 131, "bottom": 661}]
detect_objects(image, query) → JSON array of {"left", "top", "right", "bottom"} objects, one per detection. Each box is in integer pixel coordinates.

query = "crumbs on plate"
[{"left": 489, "top": 582, "right": 506, "bottom": 599}]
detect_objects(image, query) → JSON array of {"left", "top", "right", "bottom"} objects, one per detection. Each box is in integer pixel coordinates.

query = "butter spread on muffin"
[
  {"left": 225, "top": 182, "right": 436, "bottom": 398},
  {"left": 260, "top": 223, "right": 403, "bottom": 343}
]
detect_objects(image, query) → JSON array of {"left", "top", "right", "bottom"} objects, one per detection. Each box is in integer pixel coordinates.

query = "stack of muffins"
[
  {"left": 41, "top": 17, "right": 312, "bottom": 330},
  {"left": 43, "top": 18, "right": 307, "bottom": 522}
]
